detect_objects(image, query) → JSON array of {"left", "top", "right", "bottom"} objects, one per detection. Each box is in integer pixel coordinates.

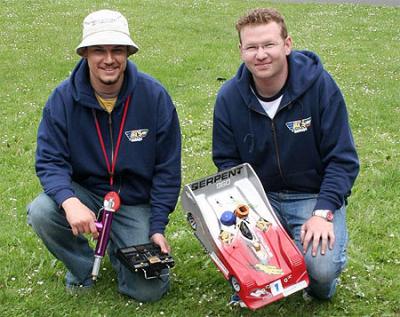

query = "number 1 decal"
[{"left": 270, "top": 280, "right": 283, "bottom": 296}]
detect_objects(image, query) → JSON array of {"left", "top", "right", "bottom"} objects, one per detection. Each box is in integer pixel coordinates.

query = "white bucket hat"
[{"left": 76, "top": 10, "right": 139, "bottom": 56}]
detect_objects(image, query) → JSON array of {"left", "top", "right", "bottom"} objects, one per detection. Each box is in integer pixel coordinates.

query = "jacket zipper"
[
  {"left": 108, "top": 113, "right": 114, "bottom": 165},
  {"left": 249, "top": 101, "right": 292, "bottom": 186},
  {"left": 271, "top": 120, "right": 288, "bottom": 186},
  {"left": 108, "top": 111, "right": 122, "bottom": 194},
  {"left": 273, "top": 101, "right": 291, "bottom": 185}
]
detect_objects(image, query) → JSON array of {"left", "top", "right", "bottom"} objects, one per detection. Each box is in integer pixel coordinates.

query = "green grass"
[{"left": 1, "top": 0, "right": 399, "bottom": 316}]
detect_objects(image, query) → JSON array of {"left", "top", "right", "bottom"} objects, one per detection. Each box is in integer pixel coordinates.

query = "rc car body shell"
[{"left": 181, "top": 163, "right": 309, "bottom": 310}]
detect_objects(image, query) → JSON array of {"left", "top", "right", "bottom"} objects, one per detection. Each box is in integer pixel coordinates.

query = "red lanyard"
[{"left": 93, "top": 95, "right": 131, "bottom": 186}]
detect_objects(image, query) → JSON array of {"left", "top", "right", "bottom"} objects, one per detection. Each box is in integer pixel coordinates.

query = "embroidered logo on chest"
[
  {"left": 285, "top": 117, "right": 311, "bottom": 134},
  {"left": 125, "top": 129, "right": 149, "bottom": 142}
]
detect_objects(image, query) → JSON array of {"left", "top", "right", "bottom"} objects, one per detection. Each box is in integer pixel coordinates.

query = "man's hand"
[
  {"left": 151, "top": 233, "right": 171, "bottom": 254},
  {"left": 62, "top": 197, "right": 98, "bottom": 239},
  {"left": 300, "top": 216, "right": 335, "bottom": 257}
]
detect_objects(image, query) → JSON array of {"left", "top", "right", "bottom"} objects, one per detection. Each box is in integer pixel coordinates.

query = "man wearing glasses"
[{"left": 212, "top": 8, "right": 359, "bottom": 301}]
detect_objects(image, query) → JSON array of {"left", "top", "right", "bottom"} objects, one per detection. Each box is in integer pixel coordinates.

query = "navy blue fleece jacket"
[
  {"left": 213, "top": 50, "right": 359, "bottom": 212},
  {"left": 36, "top": 59, "right": 181, "bottom": 236}
]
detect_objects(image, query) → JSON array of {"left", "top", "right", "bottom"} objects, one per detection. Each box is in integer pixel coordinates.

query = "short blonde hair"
[{"left": 235, "top": 8, "right": 288, "bottom": 42}]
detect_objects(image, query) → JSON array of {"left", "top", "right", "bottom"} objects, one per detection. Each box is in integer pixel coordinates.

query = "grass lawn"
[{"left": 0, "top": 0, "right": 399, "bottom": 316}]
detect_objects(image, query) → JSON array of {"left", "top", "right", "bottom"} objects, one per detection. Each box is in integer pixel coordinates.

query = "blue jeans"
[
  {"left": 27, "top": 182, "right": 169, "bottom": 302},
  {"left": 267, "top": 191, "right": 348, "bottom": 300}
]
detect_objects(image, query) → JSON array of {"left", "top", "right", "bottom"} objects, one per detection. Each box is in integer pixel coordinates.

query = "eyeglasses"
[{"left": 241, "top": 41, "right": 283, "bottom": 55}]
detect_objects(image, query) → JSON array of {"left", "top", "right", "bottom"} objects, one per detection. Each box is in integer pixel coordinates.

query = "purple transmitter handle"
[{"left": 91, "top": 191, "right": 121, "bottom": 281}]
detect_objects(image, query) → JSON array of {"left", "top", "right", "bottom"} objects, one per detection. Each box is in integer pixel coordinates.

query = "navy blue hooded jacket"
[
  {"left": 213, "top": 50, "right": 359, "bottom": 212},
  {"left": 36, "top": 59, "right": 181, "bottom": 236}
]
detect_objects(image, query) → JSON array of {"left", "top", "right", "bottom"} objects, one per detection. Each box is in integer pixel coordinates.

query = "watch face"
[{"left": 326, "top": 211, "right": 334, "bottom": 221}]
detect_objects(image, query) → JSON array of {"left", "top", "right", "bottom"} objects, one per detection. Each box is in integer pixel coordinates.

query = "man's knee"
[
  {"left": 128, "top": 284, "right": 168, "bottom": 302},
  {"left": 305, "top": 251, "right": 344, "bottom": 285},
  {"left": 27, "top": 193, "right": 58, "bottom": 231},
  {"left": 307, "top": 261, "right": 337, "bottom": 286},
  {"left": 119, "top": 272, "right": 170, "bottom": 302}
]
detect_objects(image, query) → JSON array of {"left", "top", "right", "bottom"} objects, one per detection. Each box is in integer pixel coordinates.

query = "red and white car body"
[{"left": 181, "top": 163, "right": 309, "bottom": 310}]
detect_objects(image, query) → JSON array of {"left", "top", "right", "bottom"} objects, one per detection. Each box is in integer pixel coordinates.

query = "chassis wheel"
[
  {"left": 187, "top": 213, "right": 197, "bottom": 230},
  {"left": 230, "top": 276, "right": 241, "bottom": 292}
]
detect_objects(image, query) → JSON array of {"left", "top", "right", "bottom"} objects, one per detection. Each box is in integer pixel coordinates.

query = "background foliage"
[{"left": 0, "top": 0, "right": 399, "bottom": 316}]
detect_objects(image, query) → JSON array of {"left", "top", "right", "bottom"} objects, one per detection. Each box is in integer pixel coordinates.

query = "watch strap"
[{"left": 312, "top": 209, "right": 333, "bottom": 221}]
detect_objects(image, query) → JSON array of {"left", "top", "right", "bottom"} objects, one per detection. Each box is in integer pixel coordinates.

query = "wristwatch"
[{"left": 312, "top": 209, "right": 334, "bottom": 222}]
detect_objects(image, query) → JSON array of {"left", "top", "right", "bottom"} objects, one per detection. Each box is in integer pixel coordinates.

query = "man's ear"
[
  {"left": 239, "top": 43, "right": 244, "bottom": 61},
  {"left": 81, "top": 47, "right": 88, "bottom": 58},
  {"left": 284, "top": 36, "right": 292, "bottom": 56}
]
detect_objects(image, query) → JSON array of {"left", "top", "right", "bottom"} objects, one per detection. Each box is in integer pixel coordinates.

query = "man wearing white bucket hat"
[
  {"left": 27, "top": 10, "right": 181, "bottom": 302},
  {"left": 76, "top": 10, "right": 139, "bottom": 56}
]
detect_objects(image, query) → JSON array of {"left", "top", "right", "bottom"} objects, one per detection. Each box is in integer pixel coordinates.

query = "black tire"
[
  {"left": 187, "top": 213, "right": 197, "bottom": 230},
  {"left": 230, "top": 276, "right": 241, "bottom": 292}
]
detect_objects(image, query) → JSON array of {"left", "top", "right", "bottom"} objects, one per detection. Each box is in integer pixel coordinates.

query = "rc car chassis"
[
  {"left": 117, "top": 242, "right": 175, "bottom": 279},
  {"left": 181, "top": 163, "right": 309, "bottom": 310}
]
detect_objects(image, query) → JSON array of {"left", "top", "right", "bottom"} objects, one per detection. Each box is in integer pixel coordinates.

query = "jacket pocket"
[{"left": 285, "top": 168, "right": 321, "bottom": 192}]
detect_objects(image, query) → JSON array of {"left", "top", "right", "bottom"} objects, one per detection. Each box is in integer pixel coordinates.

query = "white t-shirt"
[
  {"left": 250, "top": 85, "right": 283, "bottom": 119},
  {"left": 257, "top": 95, "right": 283, "bottom": 119}
]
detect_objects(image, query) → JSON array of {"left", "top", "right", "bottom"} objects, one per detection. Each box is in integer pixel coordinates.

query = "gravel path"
[{"left": 272, "top": 0, "right": 399, "bottom": 6}]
